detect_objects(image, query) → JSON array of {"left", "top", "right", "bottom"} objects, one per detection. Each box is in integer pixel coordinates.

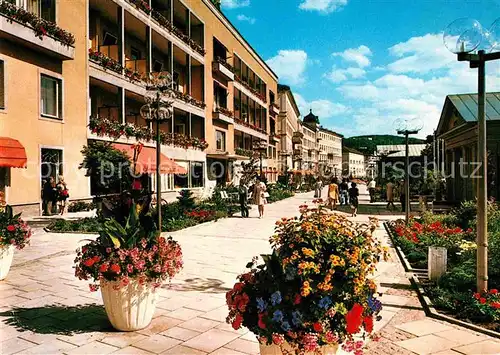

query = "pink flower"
[
  {"left": 325, "top": 331, "right": 338, "bottom": 344},
  {"left": 303, "top": 334, "right": 318, "bottom": 352},
  {"left": 127, "top": 264, "right": 134, "bottom": 273},
  {"left": 272, "top": 334, "right": 284, "bottom": 345},
  {"left": 153, "top": 264, "right": 161, "bottom": 273}
]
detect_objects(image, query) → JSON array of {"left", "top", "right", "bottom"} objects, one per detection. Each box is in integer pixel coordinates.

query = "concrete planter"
[
  {"left": 100, "top": 278, "right": 159, "bottom": 331},
  {"left": 0, "top": 245, "right": 15, "bottom": 280},
  {"left": 259, "top": 342, "right": 339, "bottom": 355}
]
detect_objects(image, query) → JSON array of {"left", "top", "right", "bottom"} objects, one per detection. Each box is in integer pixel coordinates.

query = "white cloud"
[
  {"left": 266, "top": 50, "right": 308, "bottom": 85},
  {"left": 336, "top": 32, "right": 500, "bottom": 137},
  {"left": 236, "top": 14, "right": 256, "bottom": 24},
  {"left": 221, "top": 0, "right": 250, "bottom": 9},
  {"left": 332, "top": 45, "right": 372, "bottom": 67},
  {"left": 294, "top": 93, "right": 350, "bottom": 119},
  {"left": 299, "top": 0, "right": 348, "bottom": 14},
  {"left": 325, "top": 66, "right": 366, "bottom": 83}
]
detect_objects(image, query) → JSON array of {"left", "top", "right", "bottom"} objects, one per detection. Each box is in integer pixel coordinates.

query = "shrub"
[
  {"left": 451, "top": 200, "right": 477, "bottom": 231},
  {"left": 177, "top": 189, "right": 196, "bottom": 211},
  {"left": 68, "top": 201, "right": 96, "bottom": 213},
  {"left": 47, "top": 217, "right": 103, "bottom": 233}
]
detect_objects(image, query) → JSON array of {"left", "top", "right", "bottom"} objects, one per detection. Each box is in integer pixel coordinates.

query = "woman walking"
[
  {"left": 253, "top": 176, "right": 267, "bottom": 219},
  {"left": 56, "top": 176, "right": 69, "bottom": 215},
  {"left": 348, "top": 182, "right": 359, "bottom": 217},
  {"left": 327, "top": 179, "right": 339, "bottom": 210}
]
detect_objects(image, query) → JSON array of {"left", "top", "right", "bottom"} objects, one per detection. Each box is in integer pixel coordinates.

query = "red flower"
[
  {"left": 131, "top": 179, "right": 142, "bottom": 190},
  {"left": 258, "top": 313, "right": 267, "bottom": 329},
  {"left": 99, "top": 264, "right": 109, "bottom": 273},
  {"left": 363, "top": 316, "right": 374, "bottom": 333},
  {"left": 233, "top": 282, "right": 245, "bottom": 293},
  {"left": 7, "top": 225, "right": 15, "bottom": 232},
  {"left": 473, "top": 292, "right": 481, "bottom": 300},
  {"left": 83, "top": 258, "right": 95, "bottom": 267},
  {"left": 110, "top": 264, "right": 121, "bottom": 274},
  {"left": 491, "top": 302, "right": 500, "bottom": 309},
  {"left": 480, "top": 297, "right": 487, "bottom": 304},
  {"left": 313, "top": 322, "right": 323, "bottom": 332},
  {"left": 346, "top": 303, "right": 364, "bottom": 334},
  {"left": 232, "top": 313, "right": 243, "bottom": 330},
  {"left": 490, "top": 289, "right": 498, "bottom": 295},
  {"left": 294, "top": 294, "right": 302, "bottom": 305}
]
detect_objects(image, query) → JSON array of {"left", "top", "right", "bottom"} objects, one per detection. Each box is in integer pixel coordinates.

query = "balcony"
[
  {"left": 270, "top": 103, "right": 280, "bottom": 116},
  {"left": 292, "top": 134, "right": 303, "bottom": 144},
  {"left": 213, "top": 107, "right": 234, "bottom": 125},
  {"left": 234, "top": 77, "right": 267, "bottom": 106},
  {"left": 0, "top": 3, "right": 75, "bottom": 60},
  {"left": 212, "top": 57, "right": 234, "bottom": 81},
  {"left": 293, "top": 149, "right": 302, "bottom": 156},
  {"left": 270, "top": 133, "right": 280, "bottom": 143},
  {"left": 234, "top": 118, "right": 268, "bottom": 141}
]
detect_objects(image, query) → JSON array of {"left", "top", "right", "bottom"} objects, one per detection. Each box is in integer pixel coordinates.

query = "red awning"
[
  {"left": 0, "top": 137, "right": 27, "bottom": 168},
  {"left": 112, "top": 143, "right": 187, "bottom": 174}
]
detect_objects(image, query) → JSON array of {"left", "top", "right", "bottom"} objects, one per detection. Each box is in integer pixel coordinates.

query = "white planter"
[
  {"left": 0, "top": 245, "right": 15, "bottom": 281},
  {"left": 260, "top": 342, "right": 339, "bottom": 355},
  {"left": 100, "top": 278, "right": 159, "bottom": 331}
]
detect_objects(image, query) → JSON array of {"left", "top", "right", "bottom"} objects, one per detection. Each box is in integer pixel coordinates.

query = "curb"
[{"left": 383, "top": 222, "right": 500, "bottom": 339}]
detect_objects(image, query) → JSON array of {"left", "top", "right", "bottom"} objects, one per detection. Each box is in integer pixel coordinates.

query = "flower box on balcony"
[
  {"left": 213, "top": 108, "right": 234, "bottom": 124},
  {"left": 88, "top": 116, "right": 209, "bottom": 151},
  {"left": 234, "top": 75, "right": 267, "bottom": 103},
  {"left": 0, "top": 2, "right": 75, "bottom": 60},
  {"left": 173, "top": 91, "right": 206, "bottom": 110},
  {"left": 89, "top": 49, "right": 143, "bottom": 82},
  {"left": 126, "top": 0, "right": 152, "bottom": 14}
]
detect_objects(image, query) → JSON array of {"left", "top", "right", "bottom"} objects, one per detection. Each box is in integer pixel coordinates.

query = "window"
[
  {"left": 191, "top": 162, "right": 204, "bottom": 187},
  {"left": 103, "top": 32, "right": 118, "bottom": 46},
  {"left": 174, "top": 161, "right": 189, "bottom": 189},
  {"left": 40, "top": 75, "right": 61, "bottom": 118},
  {"left": 0, "top": 60, "right": 4, "bottom": 109},
  {"left": 216, "top": 130, "right": 226, "bottom": 151},
  {"left": 130, "top": 47, "right": 141, "bottom": 60}
]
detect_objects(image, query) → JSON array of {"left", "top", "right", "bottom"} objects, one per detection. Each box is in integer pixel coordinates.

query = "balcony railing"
[
  {"left": 125, "top": 59, "right": 147, "bottom": 76},
  {"left": 89, "top": 116, "right": 208, "bottom": 151},
  {"left": 234, "top": 75, "right": 267, "bottom": 103},
  {"left": 89, "top": 49, "right": 143, "bottom": 82},
  {"left": 0, "top": 1, "right": 75, "bottom": 47},
  {"left": 234, "top": 117, "right": 267, "bottom": 136},
  {"left": 214, "top": 106, "right": 233, "bottom": 118},
  {"left": 173, "top": 90, "right": 206, "bottom": 109},
  {"left": 235, "top": 147, "right": 254, "bottom": 158},
  {"left": 212, "top": 56, "right": 234, "bottom": 81}
]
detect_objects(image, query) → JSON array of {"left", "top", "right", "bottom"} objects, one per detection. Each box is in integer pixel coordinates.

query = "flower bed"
[
  {"left": 235, "top": 75, "right": 267, "bottom": 103},
  {"left": 0, "top": 1, "right": 75, "bottom": 46},
  {"left": 226, "top": 204, "right": 387, "bottom": 354},
  {"left": 88, "top": 116, "right": 209, "bottom": 151},
  {"left": 387, "top": 202, "right": 500, "bottom": 333},
  {"left": 173, "top": 91, "right": 206, "bottom": 109}
]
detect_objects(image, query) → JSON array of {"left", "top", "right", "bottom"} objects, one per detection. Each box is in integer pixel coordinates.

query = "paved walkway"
[{"left": 0, "top": 187, "right": 498, "bottom": 354}]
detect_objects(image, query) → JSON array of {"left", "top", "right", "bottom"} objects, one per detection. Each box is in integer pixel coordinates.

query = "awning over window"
[
  {"left": 112, "top": 143, "right": 187, "bottom": 174},
  {"left": 0, "top": 137, "right": 27, "bottom": 168}
]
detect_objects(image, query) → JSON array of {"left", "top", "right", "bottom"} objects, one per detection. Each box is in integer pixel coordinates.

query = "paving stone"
[
  {"left": 178, "top": 317, "right": 221, "bottom": 332},
  {"left": 184, "top": 298, "right": 225, "bottom": 312},
  {"left": 111, "top": 346, "right": 155, "bottom": 354},
  {"left": 166, "top": 307, "right": 204, "bottom": 321},
  {"left": 0, "top": 337, "right": 37, "bottom": 354},
  {"left": 224, "top": 338, "right": 260, "bottom": 354},
  {"left": 200, "top": 306, "right": 230, "bottom": 323},
  {"left": 209, "top": 348, "right": 249, "bottom": 355},
  {"left": 160, "top": 326, "right": 201, "bottom": 341},
  {"left": 452, "top": 340, "right": 500, "bottom": 354},
  {"left": 396, "top": 334, "right": 457, "bottom": 354},
  {"left": 161, "top": 345, "right": 208, "bottom": 354},
  {"left": 137, "top": 316, "right": 183, "bottom": 336},
  {"left": 133, "top": 334, "right": 181, "bottom": 354},
  {"left": 431, "top": 351, "right": 463, "bottom": 355},
  {"left": 57, "top": 332, "right": 106, "bottom": 346},
  {"left": 182, "top": 329, "right": 241, "bottom": 353},
  {"left": 100, "top": 332, "right": 148, "bottom": 348},
  {"left": 435, "top": 329, "right": 488, "bottom": 347},
  {"left": 20, "top": 339, "right": 77, "bottom": 354},
  {"left": 396, "top": 319, "right": 454, "bottom": 337},
  {"left": 65, "top": 340, "right": 118, "bottom": 354}
]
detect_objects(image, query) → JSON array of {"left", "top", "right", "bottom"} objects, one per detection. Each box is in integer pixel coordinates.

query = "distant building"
[
  {"left": 376, "top": 144, "right": 427, "bottom": 158},
  {"left": 436, "top": 92, "right": 500, "bottom": 201},
  {"left": 343, "top": 147, "right": 366, "bottom": 178},
  {"left": 277, "top": 84, "right": 301, "bottom": 171},
  {"left": 318, "top": 127, "right": 343, "bottom": 177}
]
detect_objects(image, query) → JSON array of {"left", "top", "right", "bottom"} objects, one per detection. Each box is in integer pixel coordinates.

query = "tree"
[
  {"left": 79, "top": 142, "right": 133, "bottom": 198},
  {"left": 239, "top": 155, "right": 260, "bottom": 186}
]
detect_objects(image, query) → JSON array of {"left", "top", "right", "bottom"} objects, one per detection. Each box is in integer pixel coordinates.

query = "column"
[
  {"left": 170, "top": 41, "right": 174, "bottom": 89},
  {"left": 118, "top": 87, "right": 125, "bottom": 124},
  {"left": 146, "top": 26, "right": 152, "bottom": 73},
  {"left": 117, "top": 6, "right": 124, "bottom": 66},
  {"left": 187, "top": 54, "right": 191, "bottom": 96}
]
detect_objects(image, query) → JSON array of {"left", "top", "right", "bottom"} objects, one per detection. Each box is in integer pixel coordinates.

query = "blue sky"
[{"left": 220, "top": 0, "right": 500, "bottom": 138}]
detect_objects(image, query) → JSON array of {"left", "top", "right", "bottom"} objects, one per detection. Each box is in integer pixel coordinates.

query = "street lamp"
[
  {"left": 395, "top": 118, "right": 423, "bottom": 225},
  {"left": 444, "top": 17, "right": 500, "bottom": 292},
  {"left": 140, "top": 72, "right": 175, "bottom": 232}
]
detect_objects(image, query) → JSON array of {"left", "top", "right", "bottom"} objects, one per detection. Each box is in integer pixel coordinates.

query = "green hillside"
[{"left": 344, "top": 135, "right": 425, "bottom": 154}]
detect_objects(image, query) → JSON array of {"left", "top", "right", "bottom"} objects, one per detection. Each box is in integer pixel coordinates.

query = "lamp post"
[
  {"left": 444, "top": 17, "right": 499, "bottom": 292},
  {"left": 395, "top": 118, "right": 423, "bottom": 225},
  {"left": 140, "top": 72, "right": 175, "bottom": 232}
]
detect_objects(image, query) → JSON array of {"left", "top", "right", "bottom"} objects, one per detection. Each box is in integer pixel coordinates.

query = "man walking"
[
  {"left": 386, "top": 180, "right": 396, "bottom": 210},
  {"left": 315, "top": 177, "right": 323, "bottom": 199},
  {"left": 368, "top": 179, "right": 376, "bottom": 203},
  {"left": 339, "top": 178, "right": 349, "bottom": 205},
  {"left": 238, "top": 182, "right": 249, "bottom": 218}
]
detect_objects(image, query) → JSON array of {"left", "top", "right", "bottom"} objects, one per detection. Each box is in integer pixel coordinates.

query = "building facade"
[
  {"left": 342, "top": 147, "right": 366, "bottom": 178},
  {"left": 276, "top": 84, "right": 300, "bottom": 171},
  {"left": 0, "top": 0, "right": 279, "bottom": 215},
  {"left": 318, "top": 127, "right": 343, "bottom": 177}
]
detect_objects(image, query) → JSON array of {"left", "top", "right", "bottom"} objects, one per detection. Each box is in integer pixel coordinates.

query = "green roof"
[{"left": 448, "top": 92, "right": 500, "bottom": 122}]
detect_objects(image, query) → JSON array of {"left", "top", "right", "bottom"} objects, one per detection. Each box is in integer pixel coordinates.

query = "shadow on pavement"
[
  {"left": 0, "top": 304, "right": 112, "bottom": 335},
  {"left": 169, "top": 277, "right": 231, "bottom": 293}
]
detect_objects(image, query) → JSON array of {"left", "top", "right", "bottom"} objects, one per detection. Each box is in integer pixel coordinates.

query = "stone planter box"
[{"left": 0, "top": 245, "right": 15, "bottom": 280}]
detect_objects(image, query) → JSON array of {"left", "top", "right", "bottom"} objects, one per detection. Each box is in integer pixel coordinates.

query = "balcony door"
[{"left": 12, "top": 0, "right": 56, "bottom": 22}]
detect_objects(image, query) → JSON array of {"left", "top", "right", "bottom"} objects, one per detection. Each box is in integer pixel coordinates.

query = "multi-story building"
[
  {"left": 276, "top": 84, "right": 301, "bottom": 171},
  {"left": 0, "top": 0, "right": 278, "bottom": 215},
  {"left": 318, "top": 127, "right": 343, "bottom": 178},
  {"left": 342, "top": 147, "right": 366, "bottom": 178}
]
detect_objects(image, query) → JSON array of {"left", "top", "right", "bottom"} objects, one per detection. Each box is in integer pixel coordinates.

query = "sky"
[{"left": 220, "top": 0, "right": 500, "bottom": 138}]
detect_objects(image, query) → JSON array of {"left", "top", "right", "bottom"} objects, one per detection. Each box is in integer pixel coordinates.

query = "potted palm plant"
[
  {"left": 0, "top": 192, "right": 31, "bottom": 280},
  {"left": 226, "top": 203, "right": 386, "bottom": 354}
]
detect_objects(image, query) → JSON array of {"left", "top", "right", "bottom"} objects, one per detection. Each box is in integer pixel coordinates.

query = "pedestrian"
[
  {"left": 253, "top": 176, "right": 267, "bottom": 219},
  {"left": 339, "top": 178, "right": 349, "bottom": 206},
  {"left": 399, "top": 179, "right": 406, "bottom": 212},
  {"left": 368, "top": 179, "right": 376, "bottom": 203},
  {"left": 238, "top": 181, "right": 249, "bottom": 218},
  {"left": 314, "top": 177, "right": 323, "bottom": 199},
  {"left": 348, "top": 182, "right": 359, "bottom": 217},
  {"left": 56, "top": 176, "right": 69, "bottom": 215},
  {"left": 386, "top": 180, "right": 396, "bottom": 210},
  {"left": 42, "top": 177, "right": 55, "bottom": 216},
  {"left": 327, "top": 178, "right": 339, "bottom": 210}
]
